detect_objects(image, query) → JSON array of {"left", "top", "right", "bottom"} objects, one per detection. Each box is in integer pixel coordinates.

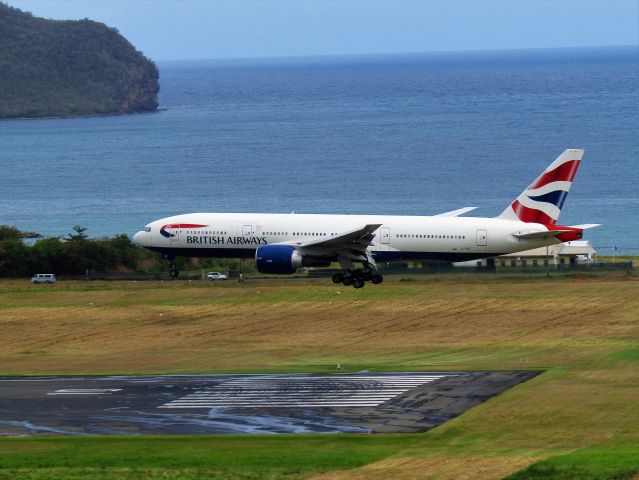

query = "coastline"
[{"left": 0, "top": 108, "right": 167, "bottom": 122}]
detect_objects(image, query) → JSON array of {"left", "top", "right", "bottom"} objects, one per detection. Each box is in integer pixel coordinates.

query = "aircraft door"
[
  {"left": 476, "top": 229, "right": 487, "bottom": 247},
  {"left": 377, "top": 227, "right": 391, "bottom": 251},
  {"left": 242, "top": 225, "right": 253, "bottom": 236},
  {"left": 380, "top": 227, "right": 391, "bottom": 244}
]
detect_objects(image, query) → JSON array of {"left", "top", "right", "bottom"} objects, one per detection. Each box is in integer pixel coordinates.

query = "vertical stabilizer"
[{"left": 498, "top": 149, "right": 583, "bottom": 224}]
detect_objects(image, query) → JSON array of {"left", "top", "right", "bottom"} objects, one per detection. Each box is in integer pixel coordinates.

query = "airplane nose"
[{"left": 132, "top": 231, "right": 143, "bottom": 245}]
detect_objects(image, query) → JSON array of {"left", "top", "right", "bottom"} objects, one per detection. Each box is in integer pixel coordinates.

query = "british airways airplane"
[{"left": 133, "top": 149, "right": 598, "bottom": 288}]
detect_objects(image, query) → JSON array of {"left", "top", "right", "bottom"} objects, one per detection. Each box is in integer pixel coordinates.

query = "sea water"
[{"left": 1, "top": 47, "right": 638, "bottom": 253}]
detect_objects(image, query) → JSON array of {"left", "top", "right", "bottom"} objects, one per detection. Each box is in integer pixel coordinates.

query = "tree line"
[{"left": 0, "top": 225, "right": 242, "bottom": 278}]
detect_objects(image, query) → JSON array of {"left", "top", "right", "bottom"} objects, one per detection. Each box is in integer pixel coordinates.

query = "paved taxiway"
[{"left": 0, "top": 371, "right": 538, "bottom": 435}]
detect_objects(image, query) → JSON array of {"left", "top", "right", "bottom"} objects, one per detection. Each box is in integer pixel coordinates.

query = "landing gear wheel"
[
  {"left": 371, "top": 273, "right": 384, "bottom": 284},
  {"left": 332, "top": 273, "right": 344, "bottom": 284},
  {"left": 352, "top": 278, "right": 365, "bottom": 289},
  {"left": 169, "top": 269, "right": 179, "bottom": 278},
  {"left": 342, "top": 275, "right": 353, "bottom": 286}
]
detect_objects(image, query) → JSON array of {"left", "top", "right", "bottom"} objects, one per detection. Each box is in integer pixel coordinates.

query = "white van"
[{"left": 31, "top": 274, "right": 56, "bottom": 284}]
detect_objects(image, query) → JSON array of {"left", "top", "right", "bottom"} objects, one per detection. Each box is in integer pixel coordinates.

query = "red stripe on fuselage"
[
  {"left": 163, "top": 224, "right": 207, "bottom": 230},
  {"left": 529, "top": 160, "right": 580, "bottom": 190}
]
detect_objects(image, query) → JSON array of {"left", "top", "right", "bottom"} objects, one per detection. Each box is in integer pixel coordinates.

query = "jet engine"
[
  {"left": 255, "top": 245, "right": 303, "bottom": 274},
  {"left": 255, "top": 245, "right": 332, "bottom": 274}
]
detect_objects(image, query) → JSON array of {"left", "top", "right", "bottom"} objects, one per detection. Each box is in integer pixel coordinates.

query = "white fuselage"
[{"left": 132, "top": 212, "right": 561, "bottom": 263}]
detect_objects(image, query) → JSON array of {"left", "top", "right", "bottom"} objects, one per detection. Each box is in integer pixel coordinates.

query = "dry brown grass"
[
  {"left": 0, "top": 276, "right": 636, "bottom": 374},
  {"left": 311, "top": 454, "right": 543, "bottom": 480}
]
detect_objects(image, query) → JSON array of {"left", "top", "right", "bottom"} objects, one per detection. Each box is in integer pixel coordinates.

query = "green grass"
[
  {"left": 0, "top": 435, "right": 421, "bottom": 480},
  {"left": 506, "top": 445, "right": 639, "bottom": 479},
  {"left": 606, "top": 345, "right": 639, "bottom": 362}
]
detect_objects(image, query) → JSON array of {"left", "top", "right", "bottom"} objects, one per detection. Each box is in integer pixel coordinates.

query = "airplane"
[{"left": 133, "top": 149, "right": 598, "bottom": 288}]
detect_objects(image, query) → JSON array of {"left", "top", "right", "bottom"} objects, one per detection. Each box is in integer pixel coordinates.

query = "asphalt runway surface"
[{"left": 0, "top": 371, "right": 539, "bottom": 435}]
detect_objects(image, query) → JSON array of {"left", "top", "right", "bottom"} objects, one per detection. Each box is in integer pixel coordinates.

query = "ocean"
[{"left": 1, "top": 47, "right": 638, "bottom": 254}]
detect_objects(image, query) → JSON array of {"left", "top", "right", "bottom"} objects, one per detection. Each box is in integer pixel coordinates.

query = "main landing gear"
[{"left": 331, "top": 269, "right": 383, "bottom": 289}]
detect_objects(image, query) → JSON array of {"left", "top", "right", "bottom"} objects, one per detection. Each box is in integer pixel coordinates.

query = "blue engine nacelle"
[{"left": 255, "top": 244, "right": 303, "bottom": 274}]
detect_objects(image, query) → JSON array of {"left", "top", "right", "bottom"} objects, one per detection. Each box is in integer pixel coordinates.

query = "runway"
[{"left": 0, "top": 371, "right": 539, "bottom": 435}]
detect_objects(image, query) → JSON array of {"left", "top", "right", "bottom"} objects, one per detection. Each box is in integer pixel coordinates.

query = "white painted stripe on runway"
[
  {"left": 158, "top": 374, "right": 448, "bottom": 409},
  {"left": 47, "top": 388, "right": 122, "bottom": 396},
  {"left": 222, "top": 381, "right": 436, "bottom": 386},
  {"left": 178, "top": 390, "right": 408, "bottom": 396},
  {"left": 168, "top": 400, "right": 390, "bottom": 405},
  {"left": 161, "top": 404, "right": 382, "bottom": 408},
  {"left": 225, "top": 378, "right": 445, "bottom": 384},
  {"left": 225, "top": 378, "right": 440, "bottom": 381},
  {"left": 221, "top": 382, "right": 443, "bottom": 387},
  {"left": 171, "top": 396, "right": 399, "bottom": 400},
  {"left": 181, "top": 390, "right": 409, "bottom": 396},
  {"left": 180, "top": 387, "right": 410, "bottom": 397},
  {"left": 226, "top": 375, "right": 447, "bottom": 378},
  {"left": 166, "top": 399, "right": 396, "bottom": 404},
  {"left": 166, "top": 395, "right": 399, "bottom": 400}
]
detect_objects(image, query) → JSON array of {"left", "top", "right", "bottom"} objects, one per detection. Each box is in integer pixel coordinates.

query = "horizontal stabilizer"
[
  {"left": 512, "top": 223, "right": 598, "bottom": 242},
  {"left": 570, "top": 224, "right": 601, "bottom": 230},
  {"left": 434, "top": 207, "right": 477, "bottom": 217},
  {"left": 512, "top": 230, "right": 573, "bottom": 240}
]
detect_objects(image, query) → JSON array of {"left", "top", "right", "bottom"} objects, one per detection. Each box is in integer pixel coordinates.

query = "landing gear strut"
[
  {"left": 163, "top": 254, "right": 179, "bottom": 279},
  {"left": 332, "top": 268, "right": 383, "bottom": 288}
]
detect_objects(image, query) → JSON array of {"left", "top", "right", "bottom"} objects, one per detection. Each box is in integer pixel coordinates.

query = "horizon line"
[{"left": 153, "top": 44, "right": 639, "bottom": 64}]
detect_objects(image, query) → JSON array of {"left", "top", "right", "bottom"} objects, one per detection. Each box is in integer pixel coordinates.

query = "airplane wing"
[
  {"left": 274, "top": 224, "right": 383, "bottom": 268},
  {"left": 434, "top": 207, "right": 477, "bottom": 217},
  {"left": 296, "top": 224, "right": 382, "bottom": 249}
]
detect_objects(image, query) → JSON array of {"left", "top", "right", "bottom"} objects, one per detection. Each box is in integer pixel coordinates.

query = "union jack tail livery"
[{"left": 498, "top": 149, "right": 584, "bottom": 225}]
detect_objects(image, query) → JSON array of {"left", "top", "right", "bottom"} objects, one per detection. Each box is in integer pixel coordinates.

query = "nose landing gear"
[{"left": 162, "top": 254, "right": 179, "bottom": 279}]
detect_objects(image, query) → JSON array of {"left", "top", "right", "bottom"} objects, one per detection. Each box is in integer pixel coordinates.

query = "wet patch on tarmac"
[{"left": 0, "top": 371, "right": 540, "bottom": 435}]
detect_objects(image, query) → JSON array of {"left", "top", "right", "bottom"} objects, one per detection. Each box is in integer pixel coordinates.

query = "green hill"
[{"left": 0, "top": 2, "right": 159, "bottom": 118}]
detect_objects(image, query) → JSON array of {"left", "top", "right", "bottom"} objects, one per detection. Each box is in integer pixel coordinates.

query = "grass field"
[{"left": 0, "top": 273, "right": 638, "bottom": 479}]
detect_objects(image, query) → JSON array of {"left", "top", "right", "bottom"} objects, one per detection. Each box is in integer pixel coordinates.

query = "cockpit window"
[{"left": 144, "top": 227, "right": 152, "bottom": 232}]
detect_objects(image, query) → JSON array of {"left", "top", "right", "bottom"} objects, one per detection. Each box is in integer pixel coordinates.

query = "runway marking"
[
  {"left": 47, "top": 389, "right": 122, "bottom": 396},
  {"left": 158, "top": 374, "right": 449, "bottom": 409}
]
